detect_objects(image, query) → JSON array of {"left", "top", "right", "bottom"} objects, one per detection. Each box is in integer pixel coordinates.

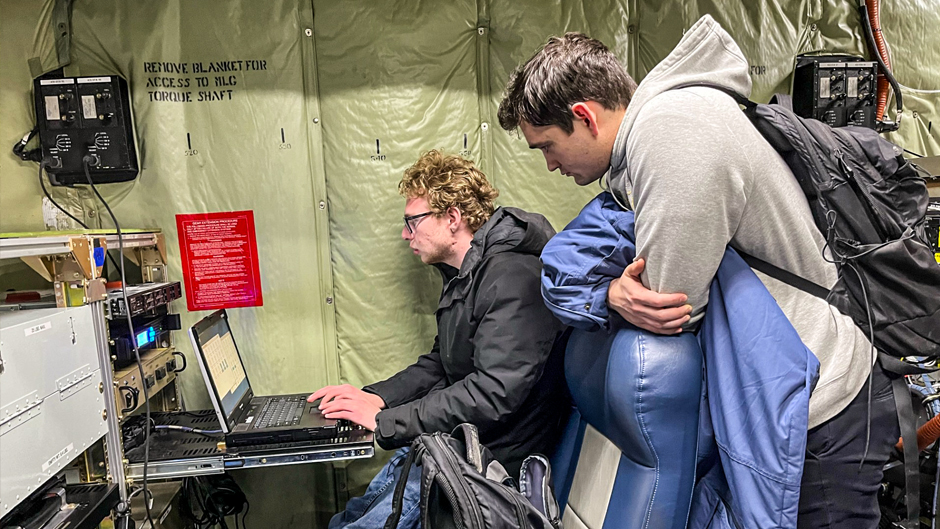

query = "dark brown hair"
[{"left": 498, "top": 32, "right": 638, "bottom": 134}]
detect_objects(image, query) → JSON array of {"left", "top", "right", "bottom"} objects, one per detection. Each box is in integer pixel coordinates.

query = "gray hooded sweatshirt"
[{"left": 607, "top": 14, "right": 872, "bottom": 428}]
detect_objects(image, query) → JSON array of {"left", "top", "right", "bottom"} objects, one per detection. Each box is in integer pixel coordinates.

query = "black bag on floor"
[{"left": 383, "top": 423, "right": 562, "bottom": 529}]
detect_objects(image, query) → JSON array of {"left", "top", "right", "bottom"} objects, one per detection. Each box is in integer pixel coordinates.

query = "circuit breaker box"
[
  {"left": 792, "top": 55, "right": 878, "bottom": 129},
  {"left": 0, "top": 306, "right": 109, "bottom": 519},
  {"left": 33, "top": 76, "right": 138, "bottom": 186}
]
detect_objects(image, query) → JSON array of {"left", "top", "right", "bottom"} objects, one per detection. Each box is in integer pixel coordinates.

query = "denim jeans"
[{"left": 329, "top": 448, "right": 422, "bottom": 529}]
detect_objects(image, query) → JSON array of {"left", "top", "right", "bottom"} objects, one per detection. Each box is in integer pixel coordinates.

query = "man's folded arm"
[{"left": 629, "top": 94, "right": 751, "bottom": 328}]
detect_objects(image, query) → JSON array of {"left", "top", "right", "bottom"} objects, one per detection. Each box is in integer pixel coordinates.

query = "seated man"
[{"left": 309, "top": 150, "right": 569, "bottom": 529}]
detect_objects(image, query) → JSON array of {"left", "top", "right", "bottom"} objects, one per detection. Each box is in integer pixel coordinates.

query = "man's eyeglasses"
[{"left": 403, "top": 211, "right": 433, "bottom": 234}]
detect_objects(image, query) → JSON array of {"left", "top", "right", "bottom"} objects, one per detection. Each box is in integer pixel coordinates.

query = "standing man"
[
  {"left": 310, "top": 149, "right": 568, "bottom": 529},
  {"left": 497, "top": 16, "right": 898, "bottom": 528}
]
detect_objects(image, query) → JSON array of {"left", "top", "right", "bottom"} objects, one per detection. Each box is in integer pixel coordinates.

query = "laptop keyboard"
[{"left": 253, "top": 396, "right": 306, "bottom": 429}]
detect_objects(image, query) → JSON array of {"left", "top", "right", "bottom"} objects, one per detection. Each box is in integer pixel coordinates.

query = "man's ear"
[
  {"left": 571, "top": 102, "right": 600, "bottom": 137},
  {"left": 447, "top": 206, "right": 463, "bottom": 232}
]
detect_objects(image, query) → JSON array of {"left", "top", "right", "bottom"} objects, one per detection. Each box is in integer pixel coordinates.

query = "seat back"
[{"left": 551, "top": 326, "right": 703, "bottom": 529}]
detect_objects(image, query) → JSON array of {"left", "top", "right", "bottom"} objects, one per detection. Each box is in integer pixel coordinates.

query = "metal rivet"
[
  {"left": 481, "top": 122, "right": 489, "bottom": 131},
  {"left": 318, "top": 201, "right": 326, "bottom": 210},
  {"left": 326, "top": 296, "right": 334, "bottom": 305},
  {"left": 477, "top": 27, "right": 485, "bottom": 36},
  {"left": 810, "top": 23, "right": 818, "bottom": 31},
  {"left": 313, "top": 117, "right": 320, "bottom": 124},
  {"left": 304, "top": 28, "right": 312, "bottom": 37},
  {"left": 627, "top": 25, "right": 636, "bottom": 34},
  {"left": 584, "top": 304, "right": 591, "bottom": 310}
]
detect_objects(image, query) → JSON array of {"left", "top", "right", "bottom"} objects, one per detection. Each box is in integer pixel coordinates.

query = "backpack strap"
[
  {"left": 383, "top": 445, "right": 421, "bottom": 529},
  {"left": 451, "top": 423, "right": 484, "bottom": 473},
  {"left": 669, "top": 81, "right": 757, "bottom": 110},
  {"left": 670, "top": 82, "right": 795, "bottom": 116},
  {"left": 736, "top": 250, "right": 830, "bottom": 300},
  {"left": 768, "top": 93, "right": 794, "bottom": 112},
  {"left": 889, "top": 371, "right": 921, "bottom": 529},
  {"left": 879, "top": 353, "right": 937, "bottom": 528}
]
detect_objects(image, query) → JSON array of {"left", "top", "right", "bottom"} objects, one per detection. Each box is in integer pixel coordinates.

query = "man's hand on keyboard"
[
  {"left": 318, "top": 396, "right": 380, "bottom": 431},
  {"left": 307, "top": 384, "right": 386, "bottom": 411}
]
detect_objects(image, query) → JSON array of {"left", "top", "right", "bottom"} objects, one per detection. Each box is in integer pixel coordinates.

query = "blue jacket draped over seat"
[{"left": 542, "top": 192, "right": 819, "bottom": 528}]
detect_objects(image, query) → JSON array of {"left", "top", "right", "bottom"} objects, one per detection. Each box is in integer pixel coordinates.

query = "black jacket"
[{"left": 364, "top": 207, "right": 569, "bottom": 476}]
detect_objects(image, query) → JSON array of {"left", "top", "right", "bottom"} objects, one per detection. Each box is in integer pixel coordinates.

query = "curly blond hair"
[{"left": 399, "top": 150, "right": 499, "bottom": 232}]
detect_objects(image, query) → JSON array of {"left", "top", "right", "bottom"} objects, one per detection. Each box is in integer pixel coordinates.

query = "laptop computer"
[{"left": 190, "top": 309, "right": 348, "bottom": 449}]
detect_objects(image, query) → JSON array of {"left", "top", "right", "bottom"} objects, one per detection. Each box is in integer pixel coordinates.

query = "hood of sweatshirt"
[{"left": 607, "top": 14, "right": 752, "bottom": 207}]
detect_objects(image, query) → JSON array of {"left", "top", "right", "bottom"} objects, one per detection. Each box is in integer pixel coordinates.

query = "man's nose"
[
  {"left": 402, "top": 226, "right": 412, "bottom": 240},
  {"left": 545, "top": 156, "right": 561, "bottom": 172}
]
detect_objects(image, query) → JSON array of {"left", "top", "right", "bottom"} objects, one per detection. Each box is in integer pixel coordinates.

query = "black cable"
[
  {"left": 180, "top": 476, "right": 248, "bottom": 529},
  {"left": 152, "top": 425, "right": 223, "bottom": 436},
  {"left": 82, "top": 157, "right": 156, "bottom": 529},
  {"left": 172, "top": 350, "right": 188, "bottom": 372},
  {"left": 12, "top": 127, "right": 41, "bottom": 162},
  {"left": 118, "top": 385, "right": 139, "bottom": 414}
]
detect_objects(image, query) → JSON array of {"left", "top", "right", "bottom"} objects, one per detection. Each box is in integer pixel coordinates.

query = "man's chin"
[{"left": 572, "top": 174, "right": 600, "bottom": 186}]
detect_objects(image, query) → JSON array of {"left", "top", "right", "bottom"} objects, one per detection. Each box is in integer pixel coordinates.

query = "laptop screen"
[{"left": 191, "top": 311, "right": 251, "bottom": 422}]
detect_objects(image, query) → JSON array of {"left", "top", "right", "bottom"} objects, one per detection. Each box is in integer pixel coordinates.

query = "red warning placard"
[{"left": 176, "top": 211, "right": 263, "bottom": 311}]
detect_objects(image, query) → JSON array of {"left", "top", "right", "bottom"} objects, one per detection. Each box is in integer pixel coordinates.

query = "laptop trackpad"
[{"left": 306, "top": 404, "right": 337, "bottom": 427}]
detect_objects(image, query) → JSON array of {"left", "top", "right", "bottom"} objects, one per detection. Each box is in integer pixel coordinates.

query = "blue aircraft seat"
[{"left": 550, "top": 326, "right": 703, "bottom": 529}]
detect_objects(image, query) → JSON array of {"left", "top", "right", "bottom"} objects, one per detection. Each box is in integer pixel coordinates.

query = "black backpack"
[
  {"left": 676, "top": 82, "right": 940, "bottom": 528},
  {"left": 383, "top": 423, "right": 562, "bottom": 529},
  {"left": 675, "top": 83, "right": 940, "bottom": 368}
]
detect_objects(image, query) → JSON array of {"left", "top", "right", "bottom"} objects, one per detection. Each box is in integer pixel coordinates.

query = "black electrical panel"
[
  {"left": 792, "top": 55, "right": 878, "bottom": 129},
  {"left": 33, "top": 76, "right": 138, "bottom": 186}
]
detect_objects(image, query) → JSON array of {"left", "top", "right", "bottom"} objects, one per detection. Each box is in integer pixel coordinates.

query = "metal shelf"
[
  {"left": 124, "top": 410, "right": 374, "bottom": 481},
  {"left": 127, "top": 444, "right": 375, "bottom": 481},
  {"left": 0, "top": 231, "right": 161, "bottom": 261}
]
